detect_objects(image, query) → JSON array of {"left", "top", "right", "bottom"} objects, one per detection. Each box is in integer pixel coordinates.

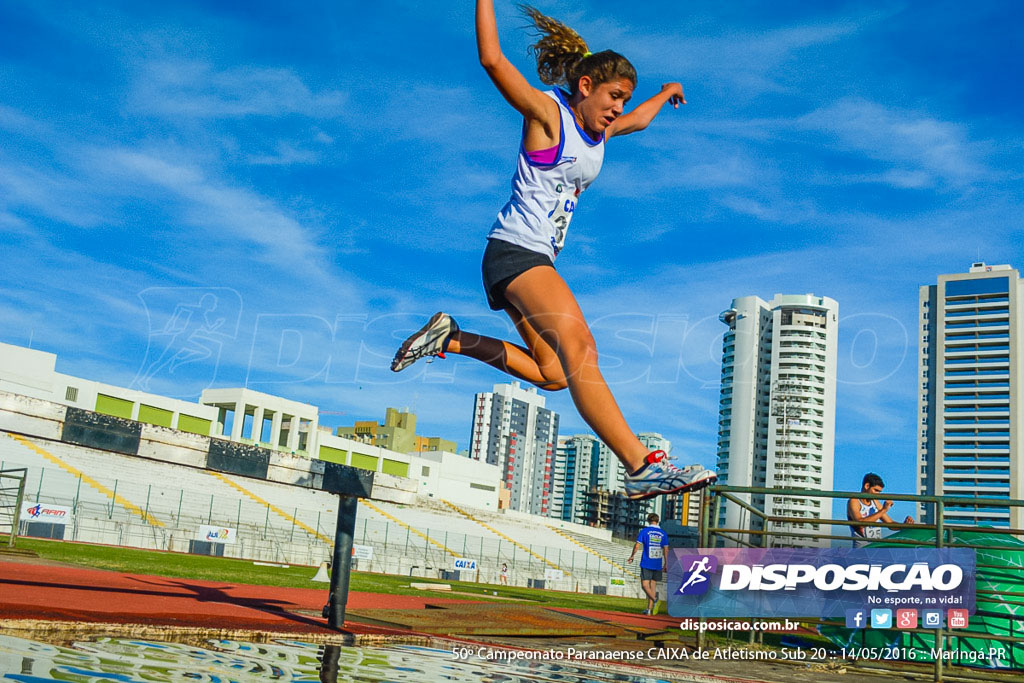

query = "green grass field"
[{"left": 15, "top": 537, "right": 648, "bottom": 613}]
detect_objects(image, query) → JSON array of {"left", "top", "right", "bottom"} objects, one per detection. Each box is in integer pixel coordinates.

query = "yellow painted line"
[
  {"left": 358, "top": 499, "right": 458, "bottom": 557},
  {"left": 546, "top": 525, "right": 631, "bottom": 575},
  {"left": 7, "top": 433, "right": 163, "bottom": 527},
  {"left": 441, "top": 499, "right": 559, "bottom": 570},
  {"left": 205, "top": 471, "right": 333, "bottom": 544}
]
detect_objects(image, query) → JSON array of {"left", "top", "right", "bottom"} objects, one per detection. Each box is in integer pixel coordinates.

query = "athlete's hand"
[
  {"left": 627, "top": 556, "right": 634, "bottom": 564},
  {"left": 661, "top": 82, "right": 686, "bottom": 108},
  {"left": 883, "top": 500, "right": 894, "bottom": 510}
]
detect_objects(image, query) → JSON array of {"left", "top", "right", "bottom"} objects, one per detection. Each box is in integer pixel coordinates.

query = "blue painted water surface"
[{"left": 0, "top": 636, "right": 671, "bottom": 682}]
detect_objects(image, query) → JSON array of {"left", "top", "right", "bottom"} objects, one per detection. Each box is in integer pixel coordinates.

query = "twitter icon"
[{"left": 870, "top": 609, "right": 893, "bottom": 629}]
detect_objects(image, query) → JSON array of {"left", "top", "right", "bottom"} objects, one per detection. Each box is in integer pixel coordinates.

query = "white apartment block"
[
  {"left": 469, "top": 382, "right": 559, "bottom": 515},
  {"left": 717, "top": 294, "right": 838, "bottom": 547},
  {"left": 918, "top": 263, "right": 1022, "bottom": 530}
]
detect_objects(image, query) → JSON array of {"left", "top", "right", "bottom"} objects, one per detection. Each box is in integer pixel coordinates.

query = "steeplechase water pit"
[{"left": 0, "top": 635, "right": 675, "bottom": 683}]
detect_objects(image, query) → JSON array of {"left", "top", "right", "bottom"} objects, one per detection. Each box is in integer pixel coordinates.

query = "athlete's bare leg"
[
  {"left": 446, "top": 314, "right": 568, "bottom": 391},
  {"left": 500, "top": 265, "right": 648, "bottom": 471},
  {"left": 641, "top": 578, "right": 657, "bottom": 612}
]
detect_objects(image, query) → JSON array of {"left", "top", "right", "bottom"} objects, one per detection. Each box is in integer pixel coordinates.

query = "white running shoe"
[
  {"left": 390, "top": 312, "right": 459, "bottom": 372},
  {"left": 623, "top": 450, "right": 717, "bottom": 500}
]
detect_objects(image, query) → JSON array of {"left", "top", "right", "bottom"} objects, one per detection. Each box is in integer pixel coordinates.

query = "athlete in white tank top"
[
  {"left": 489, "top": 88, "right": 605, "bottom": 260},
  {"left": 394, "top": 1, "right": 708, "bottom": 503}
]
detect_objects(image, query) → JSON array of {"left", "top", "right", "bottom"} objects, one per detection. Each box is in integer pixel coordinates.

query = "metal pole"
[
  {"left": 236, "top": 499, "right": 242, "bottom": 529},
  {"left": 208, "top": 494, "right": 214, "bottom": 524},
  {"left": 11, "top": 471, "right": 26, "bottom": 547},
  {"left": 36, "top": 468, "right": 44, "bottom": 503},
  {"left": 177, "top": 489, "right": 183, "bottom": 522},
  {"left": 110, "top": 479, "right": 117, "bottom": 519},
  {"left": 697, "top": 490, "right": 713, "bottom": 651},
  {"left": 144, "top": 485, "right": 151, "bottom": 524},
  {"left": 264, "top": 504, "right": 270, "bottom": 535},
  {"left": 327, "top": 495, "right": 358, "bottom": 630},
  {"left": 290, "top": 507, "right": 297, "bottom": 542},
  {"left": 73, "top": 474, "right": 82, "bottom": 510},
  {"left": 935, "top": 500, "right": 945, "bottom": 683}
]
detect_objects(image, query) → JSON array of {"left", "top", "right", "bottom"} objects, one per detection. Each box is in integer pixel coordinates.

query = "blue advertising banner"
[{"left": 667, "top": 548, "right": 975, "bottom": 618}]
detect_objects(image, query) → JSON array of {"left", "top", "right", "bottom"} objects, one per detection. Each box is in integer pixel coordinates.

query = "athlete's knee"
[
  {"left": 535, "top": 376, "right": 569, "bottom": 391},
  {"left": 554, "top": 325, "right": 597, "bottom": 367}
]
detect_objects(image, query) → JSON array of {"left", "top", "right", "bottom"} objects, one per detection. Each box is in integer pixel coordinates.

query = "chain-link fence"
[{"left": 7, "top": 458, "right": 642, "bottom": 597}]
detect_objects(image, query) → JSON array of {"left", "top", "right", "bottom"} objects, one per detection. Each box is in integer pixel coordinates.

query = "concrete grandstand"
[{"left": 1, "top": 386, "right": 644, "bottom": 597}]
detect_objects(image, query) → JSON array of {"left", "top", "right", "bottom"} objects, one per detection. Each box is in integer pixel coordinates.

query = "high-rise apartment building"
[
  {"left": 470, "top": 382, "right": 559, "bottom": 515},
  {"left": 554, "top": 434, "right": 608, "bottom": 523},
  {"left": 717, "top": 294, "right": 838, "bottom": 547},
  {"left": 554, "top": 432, "right": 675, "bottom": 524},
  {"left": 918, "top": 263, "right": 1022, "bottom": 529}
]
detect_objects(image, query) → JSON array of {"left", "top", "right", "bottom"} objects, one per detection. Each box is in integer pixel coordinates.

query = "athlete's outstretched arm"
[
  {"left": 607, "top": 82, "right": 686, "bottom": 138},
  {"left": 476, "top": 0, "right": 558, "bottom": 125}
]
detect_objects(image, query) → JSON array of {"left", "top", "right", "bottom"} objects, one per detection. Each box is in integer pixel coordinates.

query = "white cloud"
[
  {"left": 798, "top": 98, "right": 991, "bottom": 188},
  {"left": 0, "top": 160, "right": 108, "bottom": 228},
  {"left": 248, "top": 141, "right": 320, "bottom": 166},
  {"left": 130, "top": 58, "right": 347, "bottom": 119},
  {"left": 96, "top": 148, "right": 329, "bottom": 265}
]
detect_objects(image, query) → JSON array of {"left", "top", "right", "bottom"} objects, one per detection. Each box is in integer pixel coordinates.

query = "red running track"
[{"left": 0, "top": 560, "right": 475, "bottom": 635}]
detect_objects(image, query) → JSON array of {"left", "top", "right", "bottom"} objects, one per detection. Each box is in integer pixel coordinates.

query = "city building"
[
  {"left": 717, "top": 294, "right": 839, "bottom": 547},
  {"left": 335, "top": 408, "right": 457, "bottom": 455},
  {"left": 661, "top": 487, "right": 704, "bottom": 527},
  {"left": 554, "top": 434, "right": 606, "bottom": 523},
  {"left": 470, "top": 382, "right": 559, "bottom": 515},
  {"left": 554, "top": 432, "right": 680, "bottom": 526},
  {"left": 580, "top": 488, "right": 652, "bottom": 539},
  {"left": 918, "top": 263, "right": 1022, "bottom": 529}
]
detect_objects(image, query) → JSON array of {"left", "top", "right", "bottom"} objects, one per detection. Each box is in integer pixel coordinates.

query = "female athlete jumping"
[{"left": 392, "top": 1, "right": 715, "bottom": 500}]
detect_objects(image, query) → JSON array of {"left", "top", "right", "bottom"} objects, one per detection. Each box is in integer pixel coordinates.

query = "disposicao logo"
[
  {"left": 668, "top": 548, "right": 976, "bottom": 619},
  {"left": 676, "top": 555, "right": 718, "bottom": 596},
  {"left": 205, "top": 528, "right": 231, "bottom": 541}
]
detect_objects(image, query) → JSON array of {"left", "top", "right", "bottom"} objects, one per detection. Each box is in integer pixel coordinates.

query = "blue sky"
[{"left": 1, "top": 1, "right": 1022, "bottom": 519}]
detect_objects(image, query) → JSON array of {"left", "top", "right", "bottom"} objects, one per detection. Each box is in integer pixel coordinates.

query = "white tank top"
[
  {"left": 849, "top": 500, "right": 882, "bottom": 540},
  {"left": 488, "top": 88, "right": 605, "bottom": 260}
]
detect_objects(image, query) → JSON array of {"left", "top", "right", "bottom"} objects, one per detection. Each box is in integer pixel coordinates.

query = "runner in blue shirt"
[{"left": 627, "top": 513, "right": 668, "bottom": 615}]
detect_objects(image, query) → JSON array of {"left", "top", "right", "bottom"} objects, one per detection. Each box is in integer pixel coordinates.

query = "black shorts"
[
  {"left": 641, "top": 568, "right": 663, "bottom": 582},
  {"left": 481, "top": 238, "right": 553, "bottom": 311}
]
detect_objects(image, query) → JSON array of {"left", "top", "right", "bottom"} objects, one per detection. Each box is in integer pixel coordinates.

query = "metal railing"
[{"left": 696, "top": 485, "right": 1024, "bottom": 682}]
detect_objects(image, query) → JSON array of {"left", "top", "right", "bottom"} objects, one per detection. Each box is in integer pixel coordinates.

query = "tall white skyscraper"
[
  {"left": 470, "top": 382, "right": 559, "bottom": 515},
  {"left": 717, "top": 294, "right": 839, "bottom": 547},
  {"left": 918, "top": 263, "right": 1022, "bottom": 530}
]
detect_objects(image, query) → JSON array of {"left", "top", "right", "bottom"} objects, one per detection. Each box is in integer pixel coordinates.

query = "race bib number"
[
  {"left": 548, "top": 183, "right": 578, "bottom": 255},
  {"left": 648, "top": 546, "right": 663, "bottom": 560}
]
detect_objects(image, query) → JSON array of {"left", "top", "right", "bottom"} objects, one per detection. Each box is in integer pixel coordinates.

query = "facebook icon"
[{"left": 845, "top": 609, "right": 866, "bottom": 629}]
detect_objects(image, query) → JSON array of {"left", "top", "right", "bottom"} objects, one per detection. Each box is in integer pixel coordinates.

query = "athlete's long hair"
[{"left": 519, "top": 5, "right": 636, "bottom": 95}]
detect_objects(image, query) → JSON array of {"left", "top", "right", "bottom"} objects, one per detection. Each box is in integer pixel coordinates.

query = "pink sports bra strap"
[{"left": 525, "top": 144, "right": 559, "bottom": 165}]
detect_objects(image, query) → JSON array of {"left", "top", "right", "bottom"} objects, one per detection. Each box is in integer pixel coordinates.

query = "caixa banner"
[{"left": 667, "top": 548, "right": 975, "bottom": 618}]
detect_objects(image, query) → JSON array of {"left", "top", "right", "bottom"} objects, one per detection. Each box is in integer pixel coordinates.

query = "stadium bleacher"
[{"left": 2, "top": 428, "right": 642, "bottom": 596}]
